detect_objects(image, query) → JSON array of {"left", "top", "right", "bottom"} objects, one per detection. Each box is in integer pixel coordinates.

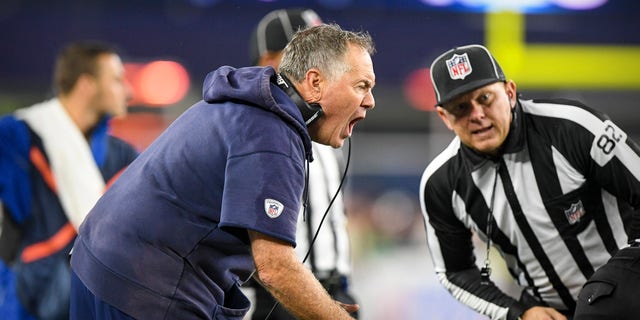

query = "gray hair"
[{"left": 278, "top": 23, "right": 375, "bottom": 82}]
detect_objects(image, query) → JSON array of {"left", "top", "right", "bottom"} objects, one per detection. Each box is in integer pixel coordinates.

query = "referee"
[
  {"left": 246, "top": 8, "right": 358, "bottom": 319},
  {"left": 419, "top": 44, "right": 640, "bottom": 320}
]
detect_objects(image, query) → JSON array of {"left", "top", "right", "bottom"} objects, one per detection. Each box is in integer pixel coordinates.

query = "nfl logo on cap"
[
  {"left": 446, "top": 53, "right": 472, "bottom": 80},
  {"left": 429, "top": 44, "right": 506, "bottom": 106}
]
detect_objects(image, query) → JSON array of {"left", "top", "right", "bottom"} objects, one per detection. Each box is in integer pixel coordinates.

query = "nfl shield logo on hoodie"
[{"left": 264, "top": 199, "right": 284, "bottom": 219}]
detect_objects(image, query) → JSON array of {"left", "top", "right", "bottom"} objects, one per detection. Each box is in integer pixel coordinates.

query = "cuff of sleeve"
[{"left": 507, "top": 302, "right": 528, "bottom": 320}]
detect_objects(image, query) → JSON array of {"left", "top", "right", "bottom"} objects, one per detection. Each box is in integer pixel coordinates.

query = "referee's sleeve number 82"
[
  {"left": 590, "top": 120, "right": 627, "bottom": 166},
  {"left": 597, "top": 124, "right": 623, "bottom": 155}
]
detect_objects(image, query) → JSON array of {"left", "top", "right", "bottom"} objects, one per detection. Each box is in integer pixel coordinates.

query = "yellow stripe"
[{"left": 485, "top": 11, "right": 640, "bottom": 89}]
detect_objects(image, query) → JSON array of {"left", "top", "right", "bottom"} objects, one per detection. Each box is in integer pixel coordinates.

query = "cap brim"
[{"left": 437, "top": 78, "right": 504, "bottom": 106}]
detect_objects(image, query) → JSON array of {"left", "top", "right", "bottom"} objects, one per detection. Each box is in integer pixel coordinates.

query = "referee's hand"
[{"left": 521, "top": 306, "right": 568, "bottom": 320}]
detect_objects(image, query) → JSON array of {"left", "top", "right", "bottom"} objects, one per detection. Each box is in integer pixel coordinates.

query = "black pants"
[
  {"left": 574, "top": 246, "right": 640, "bottom": 320},
  {"left": 249, "top": 276, "right": 358, "bottom": 320}
]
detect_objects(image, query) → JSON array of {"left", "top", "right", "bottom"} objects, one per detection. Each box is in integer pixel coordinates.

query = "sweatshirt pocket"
[{"left": 212, "top": 283, "right": 250, "bottom": 320}]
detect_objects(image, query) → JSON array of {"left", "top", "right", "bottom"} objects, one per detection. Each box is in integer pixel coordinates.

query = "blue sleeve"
[
  {"left": 220, "top": 151, "right": 304, "bottom": 246},
  {"left": 0, "top": 116, "right": 32, "bottom": 224}
]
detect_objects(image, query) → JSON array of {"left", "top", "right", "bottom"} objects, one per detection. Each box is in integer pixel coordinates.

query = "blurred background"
[{"left": 1, "top": 0, "right": 639, "bottom": 318}]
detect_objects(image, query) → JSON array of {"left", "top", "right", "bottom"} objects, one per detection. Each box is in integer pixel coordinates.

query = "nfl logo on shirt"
[
  {"left": 564, "top": 200, "right": 586, "bottom": 225},
  {"left": 446, "top": 53, "right": 472, "bottom": 80},
  {"left": 264, "top": 198, "right": 284, "bottom": 218}
]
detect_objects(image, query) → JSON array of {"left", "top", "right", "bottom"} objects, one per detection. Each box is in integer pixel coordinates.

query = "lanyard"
[{"left": 481, "top": 160, "right": 501, "bottom": 285}]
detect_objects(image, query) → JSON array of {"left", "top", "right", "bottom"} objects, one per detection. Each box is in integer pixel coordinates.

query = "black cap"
[
  {"left": 249, "top": 8, "right": 323, "bottom": 65},
  {"left": 430, "top": 44, "right": 506, "bottom": 106}
]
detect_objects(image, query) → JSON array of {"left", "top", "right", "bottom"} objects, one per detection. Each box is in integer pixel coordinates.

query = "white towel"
[{"left": 16, "top": 98, "right": 105, "bottom": 230}]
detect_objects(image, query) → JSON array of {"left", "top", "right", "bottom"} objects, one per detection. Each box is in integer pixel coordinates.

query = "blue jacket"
[
  {"left": 71, "top": 66, "right": 314, "bottom": 320},
  {"left": 0, "top": 113, "right": 137, "bottom": 320}
]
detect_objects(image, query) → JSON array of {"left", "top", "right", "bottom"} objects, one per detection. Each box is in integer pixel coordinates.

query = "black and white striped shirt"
[{"left": 420, "top": 98, "right": 640, "bottom": 320}]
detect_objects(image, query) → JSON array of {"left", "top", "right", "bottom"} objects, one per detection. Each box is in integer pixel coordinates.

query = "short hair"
[
  {"left": 278, "top": 23, "right": 375, "bottom": 82},
  {"left": 53, "top": 41, "right": 118, "bottom": 95}
]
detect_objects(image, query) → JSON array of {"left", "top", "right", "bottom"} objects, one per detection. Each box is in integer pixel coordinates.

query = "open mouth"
[{"left": 348, "top": 117, "right": 363, "bottom": 136}]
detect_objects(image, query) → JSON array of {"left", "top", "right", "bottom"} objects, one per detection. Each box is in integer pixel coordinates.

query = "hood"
[{"left": 202, "top": 65, "right": 313, "bottom": 159}]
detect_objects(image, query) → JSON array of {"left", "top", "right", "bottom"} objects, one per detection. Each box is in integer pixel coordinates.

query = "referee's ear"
[
  {"left": 505, "top": 80, "right": 517, "bottom": 108},
  {"left": 435, "top": 106, "right": 455, "bottom": 131}
]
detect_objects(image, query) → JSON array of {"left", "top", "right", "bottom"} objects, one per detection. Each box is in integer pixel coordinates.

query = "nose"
[
  {"left": 362, "top": 91, "right": 375, "bottom": 110},
  {"left": 468, "top": 101, "right": 486, "bottom": 120}
]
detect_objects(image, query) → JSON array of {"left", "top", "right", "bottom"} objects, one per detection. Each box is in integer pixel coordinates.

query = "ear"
[
  {"left": 74, "top": 73, "right": 97, "bottom": 94},
  {"left": 505, "top": 80, "right": 517, "bottom": 108},
  {"left": 299, "top": 68, "right": 323, "bottom": 102},
  {"left": 436, "top": 106, "right": 454, "bottom": 131}
]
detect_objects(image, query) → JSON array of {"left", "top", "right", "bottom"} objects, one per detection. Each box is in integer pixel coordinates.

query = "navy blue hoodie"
[{"left": 71, "top": 66, "right": 313, "bottom": 320}]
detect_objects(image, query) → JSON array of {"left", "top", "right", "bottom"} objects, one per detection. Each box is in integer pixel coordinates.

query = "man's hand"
[
  {"left": 521, "top": 306, "right": 568, "bottom": 320},
  {"left": 248, "top": 230, "right": 354, "bottom": 319}
]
